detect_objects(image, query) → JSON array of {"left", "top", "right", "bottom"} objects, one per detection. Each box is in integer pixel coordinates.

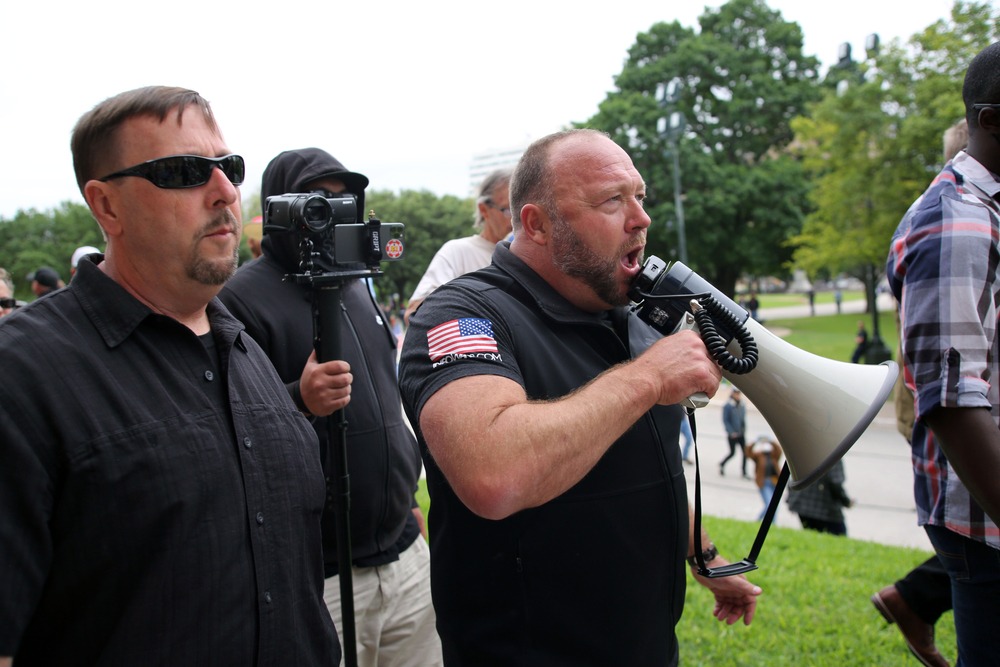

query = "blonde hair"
[{"left": 943, "top": 119, "right": 968, "bottom": 162}]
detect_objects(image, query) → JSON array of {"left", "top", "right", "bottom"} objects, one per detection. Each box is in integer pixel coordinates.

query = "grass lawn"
[
  {"left": 755, "top": 290, "right": 865, "bottom": 309},
  {"left": 764, "top": 309, "right": 899, "bottom": 363},
  {"left": 676, "top": 517, "right": 954, "bottom": 665},
  {"left": 414, "top": 483, "right": 950, "bottom": 665}
]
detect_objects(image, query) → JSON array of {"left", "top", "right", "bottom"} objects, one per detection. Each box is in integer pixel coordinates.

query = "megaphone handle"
[
  {"left": 682, "top": 393, "right": 710, "bottom": 409},
  {"left": 673, "top": 310, "right": 711, "bottom": 410}
]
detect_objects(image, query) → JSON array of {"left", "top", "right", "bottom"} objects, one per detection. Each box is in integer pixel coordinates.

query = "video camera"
[{"left": 263, "top": 192, "right": 404, "bottom": 269}]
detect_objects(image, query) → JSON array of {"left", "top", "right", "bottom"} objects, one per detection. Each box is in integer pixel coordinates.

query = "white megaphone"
[
  {"left": 629, "top": 256, "right": 897, "bottom": 490},
  {"left": 629, "top": 257, "right": 897, "bottom": 578}
]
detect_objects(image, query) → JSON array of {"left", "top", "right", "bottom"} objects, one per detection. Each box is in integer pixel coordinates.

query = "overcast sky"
[{"left": 0, "top": 0, "right": 958, "bottom": 219}]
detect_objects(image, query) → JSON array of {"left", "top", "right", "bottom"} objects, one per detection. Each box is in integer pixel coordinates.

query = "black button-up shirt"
[{"left": 0, "top": 257, "right": 339, "bottom": 665}]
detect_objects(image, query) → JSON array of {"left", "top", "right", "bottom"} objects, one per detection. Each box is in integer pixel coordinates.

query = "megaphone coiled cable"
[{"left": 692, "top": 295, "right": 759, "bottom": 375}]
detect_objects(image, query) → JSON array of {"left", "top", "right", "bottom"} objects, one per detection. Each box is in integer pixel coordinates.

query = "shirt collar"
[
  {"left": 491, "top": 241, "right": 626, "bottom": 327},
  {"left": 952, "top": 151, "right": 1000, "bottom": 202},
  {"left": 71, "top": 256, "right": 245, "bottom": 349}
]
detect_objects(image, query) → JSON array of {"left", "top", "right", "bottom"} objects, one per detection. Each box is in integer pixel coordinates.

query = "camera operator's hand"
[{"left": 299, "top": 350, "right": 352, "bottom": 417}]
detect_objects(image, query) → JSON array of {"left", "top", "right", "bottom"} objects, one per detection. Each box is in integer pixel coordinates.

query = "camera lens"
[{"left": 290, "top": 194, "right": 334, "bottom": 234}]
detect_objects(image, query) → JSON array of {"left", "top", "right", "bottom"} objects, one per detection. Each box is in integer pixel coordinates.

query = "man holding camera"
[
  {"left": 219, "top": 147, "right": 440, "bottom": 667},
  {"left": 0, "top": 87, "right": 339, "bottom": 665},
  {"left": 398, "top": 129, "right": 760, "bottom": 666}
]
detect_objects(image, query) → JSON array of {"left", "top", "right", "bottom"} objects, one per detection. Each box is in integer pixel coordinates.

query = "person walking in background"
[
  {"left": 834, "top": 288, "right": 843, "bottom": 314},
  {"left": 850, "top": 320, "right": 869, "bottom": 363},
  {"left": 218, "top": 147, "right": 441, "bottom": 667},
  {"left": 887, "top": 41, "right": 1000, "bottom": 666},
  {"left": 720, "top": 388, "right": 748, "bottom": 478},
  {"left": 746, "top": 292, "right": 760, "bottom": 321},
  {"left": 404, "top": 168, "right": 512, "bottom": 325},
  {"left": 0, "top": 85, "right": 339, "bottom": 666},
  {"left": 787, "top": 460, "right": 853, "bottom": 535},
  {"left": 745, "top": 435, "right": 783, "bottom": 521},
  {"left": 870, "top": 116, "right": 970, "bottom": 667}
]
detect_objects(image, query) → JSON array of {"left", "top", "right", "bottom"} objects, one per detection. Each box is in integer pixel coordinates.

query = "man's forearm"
[{"left": 925, "top": 406, "right": 1000, "bottom": 526}]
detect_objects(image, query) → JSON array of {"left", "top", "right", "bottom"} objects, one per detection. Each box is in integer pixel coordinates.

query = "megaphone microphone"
[{"left": 628, "top": 256, "right": 898, "bottom": 577}]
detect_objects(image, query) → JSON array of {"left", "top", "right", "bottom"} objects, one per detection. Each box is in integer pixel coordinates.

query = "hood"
[{"left": 260, "top": 147, "right": 369, "bottom": 273}]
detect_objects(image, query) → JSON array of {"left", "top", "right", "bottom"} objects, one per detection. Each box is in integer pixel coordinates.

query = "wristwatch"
[{"left": 687, "top": 543, "right": 718, "bottom": 567}]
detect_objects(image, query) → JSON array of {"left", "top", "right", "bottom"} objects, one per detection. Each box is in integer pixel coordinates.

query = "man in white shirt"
[{"left": 404, "top": 168, "right": 512, "bottom": 324}]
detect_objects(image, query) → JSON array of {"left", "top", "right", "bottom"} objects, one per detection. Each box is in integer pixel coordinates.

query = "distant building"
[{"left": 468, "top": 144, "right": 527, "bottom": 196}]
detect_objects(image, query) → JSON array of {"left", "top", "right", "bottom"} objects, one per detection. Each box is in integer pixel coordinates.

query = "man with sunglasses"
[
  {"left": 219, "top": 148, "right": 441, "bottom": 667},
  {"left": 887, "top": 41, "right": 1000, "bottom": 666},
  {"left": 404, "top": 168, "right": 512, "bottom": 325},
  {"left": 0, "top": 87, "right": 339, "bottom": 666}
]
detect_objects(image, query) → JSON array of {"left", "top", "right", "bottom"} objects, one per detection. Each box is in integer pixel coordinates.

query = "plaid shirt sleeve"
[{"left": 886, "top": 152, "right": 1000, "bottom": 547}]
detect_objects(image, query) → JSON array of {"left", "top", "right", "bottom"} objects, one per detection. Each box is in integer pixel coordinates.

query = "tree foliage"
[
  {"left": 789, "top": 0, "right": 1000, "bottom": 302},
  {"left": 363, "top": 189, "right": 473, "bottom": 304},
  {"left": 0, "top": 201, "right": 104, "bottom": 300},
  {"left": 585, "top": 0, "right": 822, "bottom": 296}
]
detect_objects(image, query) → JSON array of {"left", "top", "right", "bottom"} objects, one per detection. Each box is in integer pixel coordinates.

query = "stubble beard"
[
  {"left": 187, "top": 208, "right": 241, "bottom": 286},
  {"left": 550, "top": 212, "right": 639, "bottom": 307}
]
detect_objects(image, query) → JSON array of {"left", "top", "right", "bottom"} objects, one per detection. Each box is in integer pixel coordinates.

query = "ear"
[
  {"left": 518, "top": 203, "right": 552, "bottom": 246},
  {"left": 979, "top": 106, "right": 1000, "bottom": 134},
  {"left": 83, "top": 180, "right": 124, "bottom": 238},
  {"left": 476, "top": 199, "right": 491, "bottom": 222}
]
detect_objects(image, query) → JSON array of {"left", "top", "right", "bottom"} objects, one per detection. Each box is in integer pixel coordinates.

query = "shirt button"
[
  {"left": 264, "top": 591, "right": 272, "bottom": 604},
  {"left": 243, "top": 437, "right": 252, "bottom": 449},
  {"left": 204, "top": 370, "right": 214, "bottom": 381},
  {"left": 256, "top": 512, "right": 264, "bottom": 525}
]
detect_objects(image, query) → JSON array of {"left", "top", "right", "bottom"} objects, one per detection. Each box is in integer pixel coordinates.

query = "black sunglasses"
[
  {"left": 99, "top": 154, "right": 245, "bottom": 189},
  {"left": 0, "top": 297, "right": 18, "bottom": 309}
]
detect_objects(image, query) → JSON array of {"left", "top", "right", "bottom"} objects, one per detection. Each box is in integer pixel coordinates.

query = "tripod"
[{"left": 295, "top": 263, "right": 383, "bottom": 667}]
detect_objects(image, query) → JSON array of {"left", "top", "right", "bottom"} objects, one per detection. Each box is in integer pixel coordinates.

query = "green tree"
[
  {"left": 789, "top": 0, "right": 999, "bottom": 308},
  {"left": 586, "top": 0, "right": 821, "bottom": 297},
  {"left": 0, "top": 201, "right": 104, "bottom": 301},
  {"left": 364, "top": 189, "right": 473, "bottom": 303}
]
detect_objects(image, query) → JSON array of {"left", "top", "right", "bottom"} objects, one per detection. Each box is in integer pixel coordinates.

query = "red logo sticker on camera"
[{"left": 385, "top": 239, "right": 404, "bottom": 259}]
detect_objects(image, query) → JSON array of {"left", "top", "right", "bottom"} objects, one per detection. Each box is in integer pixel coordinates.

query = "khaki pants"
[{"left": 323, "top": 536, "right": 442, "bottom": 667}]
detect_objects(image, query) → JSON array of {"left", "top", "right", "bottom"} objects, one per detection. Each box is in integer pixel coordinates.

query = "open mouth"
[{"left": 622, "top": 246, "right": 644, "bottom": 274}]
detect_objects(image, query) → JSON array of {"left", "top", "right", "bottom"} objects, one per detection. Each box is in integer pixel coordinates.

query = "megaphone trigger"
[{"left": 671, "top": 306, "right": 711, "bottom": 409}]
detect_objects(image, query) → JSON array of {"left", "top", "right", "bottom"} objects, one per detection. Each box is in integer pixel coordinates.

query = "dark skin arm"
[{"left": 924, "top": 407, "right": 1000, "bottom": 526}]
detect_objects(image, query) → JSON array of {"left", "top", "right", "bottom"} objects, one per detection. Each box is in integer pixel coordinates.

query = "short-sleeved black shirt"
[
  {"left": 0, "top": 257, "right": 340, "bottom": 665},
  {"left": 398, "top": 243, "right": 688, "bottom": 666}
]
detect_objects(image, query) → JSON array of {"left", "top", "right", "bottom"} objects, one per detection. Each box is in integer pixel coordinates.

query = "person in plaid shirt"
[{"left": 886, "top": 41, "right": 1000, "bottom": 666}]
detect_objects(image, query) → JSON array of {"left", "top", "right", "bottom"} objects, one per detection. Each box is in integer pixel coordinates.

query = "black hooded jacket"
[{"left": 219, "top": 148, "right": 421, "bottom": 573}]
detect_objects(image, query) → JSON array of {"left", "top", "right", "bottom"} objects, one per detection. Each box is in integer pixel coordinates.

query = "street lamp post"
[
  {"left": 656, "top": 79, "right": 688, "bottom": 265},
  {"left": 836, "top": 35, "right": 892, "bottom": 365}
]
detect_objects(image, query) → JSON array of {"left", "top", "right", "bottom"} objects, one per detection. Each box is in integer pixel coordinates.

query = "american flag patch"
[{"left": 427, "top": 318, "right": 498, "bottom": 361}]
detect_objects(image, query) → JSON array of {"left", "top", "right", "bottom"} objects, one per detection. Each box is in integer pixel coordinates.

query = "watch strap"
[{"left": 687, "top": 543, "right": 718, "bottom": 568}]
